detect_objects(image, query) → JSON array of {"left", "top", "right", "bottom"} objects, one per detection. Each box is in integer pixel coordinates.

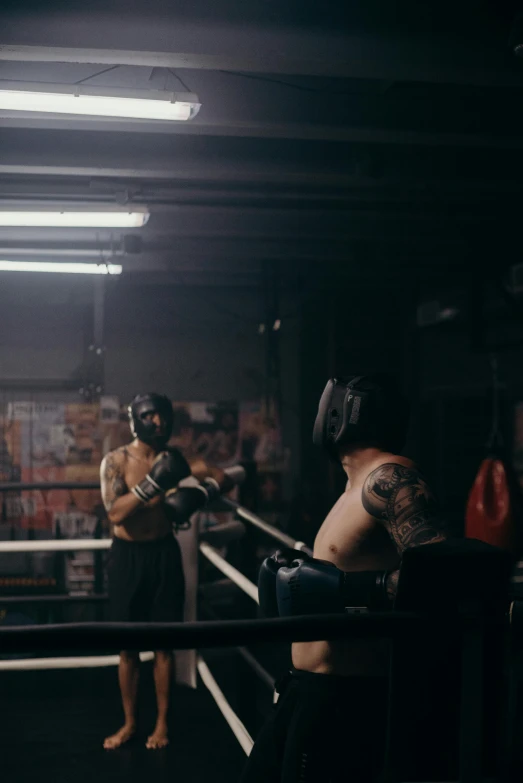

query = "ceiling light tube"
[
  {"left": 0, "top": 260, "right": 122, "bottom": 275},
  {"left": 0, "top": 211, "right": 149, "bottom": 228},
  {"left": 0, "top": 82, "right": 201, "bottom": 121}
]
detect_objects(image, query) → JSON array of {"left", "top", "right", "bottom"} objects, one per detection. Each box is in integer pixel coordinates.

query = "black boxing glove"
[
  {"left": 163, "top": 477, "right": 221, "bottom": 529},
  {"left": 257, "top": 548, "right": 312, "bottom": 618},
  {"left": 220, "top": 465, "right": 246, "bottom": 493},
  {"left": 276, "top": 558, "right": 389, "bottom": 617},
  {"left": 163, "top": 465, "right": 246, "bottom": 532},
  {"left": 131, "top": 448, "right": 191, "bottom": 503},
  {"left": 163, "top": 465, "right": 246, "bottom": 529}
]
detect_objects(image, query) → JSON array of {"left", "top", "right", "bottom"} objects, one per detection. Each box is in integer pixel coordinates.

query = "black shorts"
[
  {"left": 108, "top": 535, "right": 185, "bottom": 623},
  {"left": 240, "top": 669, "right": 388, "bottom": 783}
]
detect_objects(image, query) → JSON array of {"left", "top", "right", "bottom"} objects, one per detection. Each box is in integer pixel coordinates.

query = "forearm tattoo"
[
  {"left": 100, "top": 452, "right": 127, "bottom": 512},
  {"left": 362, "top": 464, "right": 447, "bottom": 600}
]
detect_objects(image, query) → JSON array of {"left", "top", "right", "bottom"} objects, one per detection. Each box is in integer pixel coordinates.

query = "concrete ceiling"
[{"left": 0, "top": 0, "right": 522, "bottom": 286}]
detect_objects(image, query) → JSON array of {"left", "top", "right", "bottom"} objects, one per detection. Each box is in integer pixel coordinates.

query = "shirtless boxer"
[
  {"left": 101, "top": 393, "right": 229, "bottom": 751},
  {"left": 241, "top": 374, "right": 448, "bottom": 782}
]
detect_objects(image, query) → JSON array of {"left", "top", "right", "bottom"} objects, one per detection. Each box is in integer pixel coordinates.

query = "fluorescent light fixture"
[
  {"left": 0, "top": 83, "right": 201, "bottom": 121},
  {"left": 0, "top": 248, "right": 122, "bottom": 257},
  {"left": 0, "top": 210, "right": 149, "bottom": 228},
  {"left": 0, "top": 260, "right": 122, "bottom": 275}
]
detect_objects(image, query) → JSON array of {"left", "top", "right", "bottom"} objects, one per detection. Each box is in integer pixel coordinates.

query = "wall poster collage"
[{"left": 0, "top": 397, "right": 285, "bottom": 593}]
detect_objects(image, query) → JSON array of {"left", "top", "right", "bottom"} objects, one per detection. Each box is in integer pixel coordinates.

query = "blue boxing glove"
[
  {"left": 257, "top": 548, "right": 311, "bottom": 618},
  {"left": 276, "top": 558, "right": 389, "bottom": 617}
]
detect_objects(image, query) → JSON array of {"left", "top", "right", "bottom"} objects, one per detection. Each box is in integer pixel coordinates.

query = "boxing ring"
[{"left": 0, "top": 481, "right": 519, "bottom": 783}]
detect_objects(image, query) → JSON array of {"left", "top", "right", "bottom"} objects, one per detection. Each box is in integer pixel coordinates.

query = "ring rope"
[
  {"left": 0, "top": 612, "right": 447, "bottom": 654},
  {"left": 196, "top": 655, "right": 254, "bottom": 756},
  {"left": 0, "top": 651, "right": 154, "bottom": 671},
  {"left": 0, "top": 539, "right": 111, "bottom": 552},
  {"left": 0, "top": 480, "right": 312, "bottom": 556},
  {"left": 199, "top": 602, "right": 276, "bottom": 692},
  {"left": 0, "top": 594, "right": 108, "bottom": 605},
  {"left": 221, "top": 498, "right": 313, "bottom": 557},
  {"left": 236, "top": 646, "right": 276, "bottom": 690},
  {"left": 0, "top": 482, "right": 100, "bottom": 492},
  {"left": 199, "top": 542, "right": 259, "bottom": 604}
]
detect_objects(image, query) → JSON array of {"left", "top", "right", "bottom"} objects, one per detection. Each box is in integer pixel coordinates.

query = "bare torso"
[
  {"left": 292, "top": 454, "right": 411, "bottom": 676},
  {"left": 111, "top": 445, "right": 172, "bottom": 541}
]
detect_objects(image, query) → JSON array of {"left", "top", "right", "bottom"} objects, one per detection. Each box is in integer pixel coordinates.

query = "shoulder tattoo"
[
  {"left": 362, "top": 463, "right": 446, "bottom": 552},
  {"left": 100, "top": 451, "right": 127, "bottom": 512}
]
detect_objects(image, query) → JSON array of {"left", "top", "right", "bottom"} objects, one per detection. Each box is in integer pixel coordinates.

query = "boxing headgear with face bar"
[
  {"left": 128, "top": 393, "right": 174, "bottom": 449},
  {"left": 312, "top": 375, "right": 409, "bottom": 458}
]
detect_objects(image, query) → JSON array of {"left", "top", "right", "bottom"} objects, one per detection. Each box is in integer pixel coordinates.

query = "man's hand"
[
  {"left": 101, "top": 448, "right": 191, "bottom": 526},
  {"left": 257, "top": 548, "right": 311, "bottom": 617},
  {"left": 163, "top": 465, "right": 246, "bottom": 530},
  {"left": 163, "top": 481, "right": 215, "bottom": 529},
  {"left": 131, "top": 448, "right": 191, "bottom": 503},
  {"left": 276, "top": 557, "right": 389, "bottom": 616}
]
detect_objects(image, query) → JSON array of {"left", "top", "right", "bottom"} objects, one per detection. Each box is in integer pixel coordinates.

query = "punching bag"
[
  {"left": 465, "top": 356, "right": 522, "bottom": 554},
  {"left": 465, "top": 455, "right": 520, "bottom": 553}
]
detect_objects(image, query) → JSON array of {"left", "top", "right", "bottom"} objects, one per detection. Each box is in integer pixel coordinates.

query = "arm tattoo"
[
  {"left": 362, "top": 464, "right": 446, "bottom": 551},
  {"left": 100, "top": 452, "right": 127, "bottom": 512},
  {"left": 362, "top": 463, "right": 447, "bottom": 600}
]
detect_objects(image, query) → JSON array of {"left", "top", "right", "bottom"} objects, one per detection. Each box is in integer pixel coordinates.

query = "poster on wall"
[
  {"left": 0, "top": 417, "right": 21, "bottom": 481},
  {"left": 170, "top": 401, "right": 240, "bottom": 467},
  {"left": 238, "top": 400, "right": 284, "bottom": 471},
  {"left": 65, "top": 404, "right": 101, "bottom": 466},
  {"left": 16, "top": 402, "right": 67, "bottom": 468},
  {"left": 257, "top": 471, "right": 284, "bottom": 512},
  {"left": 0, "top": 401, "right": 109, "bottom": 531},
  {"left": 1, "top": 395, "right": 287, "bottom": 529},
  {"left": 53, "top": 510, "right": 99, "bottom": 594}
]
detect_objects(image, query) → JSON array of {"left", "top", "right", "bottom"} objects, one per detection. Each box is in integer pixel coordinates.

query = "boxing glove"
[
  {"left": 257, "top": 548, "right": 311, "bottom": 618},
  {"left": 163, "top": 477, "right": 221, "bottom": 528},
  {"left": 131, "top": 448, "right": 191, "bottom": 503},
  {"left": 220, "top": 465, "right": 246, "bottom": 493},
  {"left": 276, "top": 558, "right": 389, "bottom": 617},
  {"left": 163, "top": 465, "right": 246, "bottom": 528}
]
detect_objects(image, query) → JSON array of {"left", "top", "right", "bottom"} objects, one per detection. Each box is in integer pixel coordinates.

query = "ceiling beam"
[
  {"left": 0, "top": 164, "right": 355, "bottom": 187},
  {"left": 1, "top": 165, "right": 523, "bottom": 200},
  {"left": 0, "top": 44, "right": 352, "bottom": 78},
  {"left": 0, "top": 41, "right": 522, "bottom": 88},
  {"left": 1, "top": 181, "right": 523, "bottom": 207},
  {"left": 0, "top": 114, "right": 522, "bottom": 148},
  {"left": 0, "top": 182, "right": 357, "bottom": 205}
]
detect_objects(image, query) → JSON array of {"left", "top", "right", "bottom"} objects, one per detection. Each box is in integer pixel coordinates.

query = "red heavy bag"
[{"left": 465, "top": 456, "right": 520, "bottom": 553}]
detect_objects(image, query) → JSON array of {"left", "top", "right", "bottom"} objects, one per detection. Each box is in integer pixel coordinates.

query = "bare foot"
[
  {"left": 146, "top": 722, "right": 169, "bottom": 750},
  {"left": 103, "top": 724, "right": 136, "bottom": 750}
]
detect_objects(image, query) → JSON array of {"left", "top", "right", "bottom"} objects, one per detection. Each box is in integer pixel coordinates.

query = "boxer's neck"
[
  {"left": 132, "top": 438, "right": 158, "bottom": 460},
  {"left": 340, "top": 447, "right": 383, "bottom": 484}
]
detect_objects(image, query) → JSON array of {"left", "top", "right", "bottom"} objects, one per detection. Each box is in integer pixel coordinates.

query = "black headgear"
[
  {"left": 312, "top": 374, "right": 409, "bottom": 457},
  {"left": 128, "top": 393, "right": 174, "bottom": 448}
]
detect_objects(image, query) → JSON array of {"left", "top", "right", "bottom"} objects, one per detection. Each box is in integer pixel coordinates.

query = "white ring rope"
[
  {"left": 0, "top": 538, "right": 112, "bottom": 552},
  {"left": 196, "top": 654, "right": 254, "bottom": 756},
  {"left": 199, "top": 542, "right": 259, "bottom": 604},
  {"left": 0, "top": 499, "right": 289, "bottom": 756},
  {"left": 0, "top": 651, "right": 154, "bottom": 671},
  {"left": 237, "top": 646, "right": 275, "bottom": 690},
  {"left": 222, "top": 498, "right": 313, "bottom": 557},
  {"left": 0, "top": 531, "right": 308, "bottom": 556}
]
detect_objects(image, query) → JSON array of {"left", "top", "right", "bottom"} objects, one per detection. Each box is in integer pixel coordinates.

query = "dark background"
[
  {"left": 2, "top": 0, "right": 523, "bottom": 545},
  {"left": 2, "top": 3, "right": 523, "bottom": 781}
]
